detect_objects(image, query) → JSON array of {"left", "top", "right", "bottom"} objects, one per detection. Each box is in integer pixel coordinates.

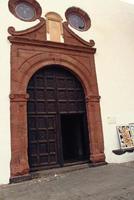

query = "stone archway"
[{"left": 8, "top": 17, "right": 105, "bottom": 180}]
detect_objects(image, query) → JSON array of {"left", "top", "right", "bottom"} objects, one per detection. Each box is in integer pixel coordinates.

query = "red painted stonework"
[{"left": 8, "top": 17, "right": 105, "bottom": 178}]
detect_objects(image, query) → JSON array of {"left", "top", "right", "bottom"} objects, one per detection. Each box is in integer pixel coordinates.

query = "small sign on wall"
[
  {"left": 116, "top": 125, "right": 134, "bottom": 149},
  {"left": 129, "top": 123, "right": 134, "bottom": 144}
]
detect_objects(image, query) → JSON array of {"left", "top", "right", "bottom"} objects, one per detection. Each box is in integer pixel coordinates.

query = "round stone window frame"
[
  {"left": 8, "top": 0, "right": 42, "bottom": 22},
  {"left": 65, "top": 7, "right": 91, "bottom": 32}
]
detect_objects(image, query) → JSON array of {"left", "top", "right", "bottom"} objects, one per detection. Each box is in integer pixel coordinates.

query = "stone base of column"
[{"left": 90, "top": 153, "right": 106, "bottom": 164}]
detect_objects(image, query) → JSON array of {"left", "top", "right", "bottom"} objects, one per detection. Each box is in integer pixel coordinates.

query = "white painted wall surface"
[
  {"left": 0, "top": 0, "right": 134, "bottom": 184},
  {"left": 0, "top": 1, "right": 11, "bottom": 185}
]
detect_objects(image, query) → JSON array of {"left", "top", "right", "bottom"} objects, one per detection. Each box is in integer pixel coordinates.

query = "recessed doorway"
[
  {"left": 61, "top": 114, "right": 89, "bottom": 164},
  {"left": 27, "top": 65, "right": 90, "bottom": 171}
]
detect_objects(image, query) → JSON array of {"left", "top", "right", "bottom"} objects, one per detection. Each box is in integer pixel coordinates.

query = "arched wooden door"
[{"left": 27, "top": 65, "right": 89, "bottom": 171}]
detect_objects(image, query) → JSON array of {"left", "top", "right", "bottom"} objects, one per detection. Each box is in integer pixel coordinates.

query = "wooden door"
[
  {"left": 27, "top": 65, "right": 88, "bottom": 171},
  {"left": 27, "top": 67, "right": 58, "bottom": 171}
]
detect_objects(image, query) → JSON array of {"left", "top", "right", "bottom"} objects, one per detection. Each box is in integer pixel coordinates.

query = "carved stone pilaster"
[{"left": 10, "top": 93, "right": 30, "bottom": 177}]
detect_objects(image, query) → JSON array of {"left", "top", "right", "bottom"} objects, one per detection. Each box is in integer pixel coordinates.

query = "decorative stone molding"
[
  {"left": 10, "top": 94, "right": 29, "bottom": 102},
  {"left": 8, "top": 10, "right": 105, "bottom": 179},
  {"left": 85, "top": 95, "right": 101, "bottom": 103},
  {"left": 8, "top": 18, "right": 46, "bottom": 41},
  {"left": 8, "top": 18, "right": 45, "bottom": 36},
  {"left": 63, "top": 22, "right": 95, "bottom": 48}
]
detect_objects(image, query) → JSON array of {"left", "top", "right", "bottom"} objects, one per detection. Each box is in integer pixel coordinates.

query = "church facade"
[{"left": 1, "top": 0, "right": 134, "bottom": 184}]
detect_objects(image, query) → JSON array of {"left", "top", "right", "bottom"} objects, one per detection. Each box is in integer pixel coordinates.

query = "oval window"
[
  {"left": 15, "top": 2, "right": 35, "bottom": 21},
  {"left": 68, "top": 14, "right": 85, "bottom": 30},
  {"left": 65, "top": 7, "right": 91, "bottom": 31},
  {"left": 8, "top": 0, "right": 42, "bottom": 22}
]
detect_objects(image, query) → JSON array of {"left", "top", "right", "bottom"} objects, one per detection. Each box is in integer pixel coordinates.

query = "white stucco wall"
[
  {"left": 0, "top": 1, "right": 11, "bottom": 185},
  {"left": 0, "top": 0, "right": 134, "bottom": 184}
]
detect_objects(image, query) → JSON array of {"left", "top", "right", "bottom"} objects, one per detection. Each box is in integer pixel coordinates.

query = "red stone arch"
[
  {"left": 8, "top": 18, "right": 105, "bottom": 180},
  {"left": 19, "top": 53, "right": 93, "bottom": 95},
  {"left": 10, "top": 52, "right": 105, "bottom": 179}
]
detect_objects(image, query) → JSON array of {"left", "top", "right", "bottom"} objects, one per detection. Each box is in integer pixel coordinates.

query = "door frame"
[{"left": 8, "top": 18, "right": 106, "bottom": 179}]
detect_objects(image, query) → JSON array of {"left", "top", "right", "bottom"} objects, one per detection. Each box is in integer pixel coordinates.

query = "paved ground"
[{"left": 0, "top": 162, "right": 134, "bottom": 200}]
